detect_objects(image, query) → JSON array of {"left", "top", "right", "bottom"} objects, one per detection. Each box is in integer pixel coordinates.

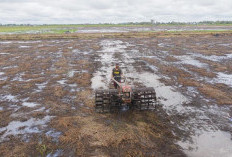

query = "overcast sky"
[{"left": 0, "top": 0, "right": 232, "bottom": 24}]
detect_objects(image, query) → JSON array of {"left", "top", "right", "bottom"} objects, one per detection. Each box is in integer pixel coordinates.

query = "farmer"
[{"left": 111, "top": 63, "right": 123, "bottom": 89}]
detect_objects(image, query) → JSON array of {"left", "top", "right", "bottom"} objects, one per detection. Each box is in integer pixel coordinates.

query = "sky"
[{"left": 0, "top": 0, "right": 232, "bottom": 24}]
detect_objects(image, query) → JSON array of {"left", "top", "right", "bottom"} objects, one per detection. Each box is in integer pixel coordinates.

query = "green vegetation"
[
  {"left": 0, "top": 24, "right": 149, "bottom": 34},
  {"left": 50, "top": 29, "right": 77, "bottom": 34},
  {"left": 0, "top": 25, "right": 78, "bottom": 34},
  {"left": 36, "top": 143, "right": 48, "bottom": 157}
]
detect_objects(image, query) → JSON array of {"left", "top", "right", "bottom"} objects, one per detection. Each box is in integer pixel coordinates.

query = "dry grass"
[
  {"left": 198, "top": 84, "right": 232, "bottom": 105},
  {"left": 68, "top": 72, "right": 92, "bottom": 87},
  {"left": 142, "top": 57, "right": 191, "bottom": 78},
  {"left": 53, "top": 86, "right": 66, "bottom": 97},
  {"left": 164, "top": 55, "right": 180, "bottom": 62},
  {"left": 0, "top": 136, "right": 57, "bottom": 157},
  {"left": 0, "top": 110, "right": 12, "bottom": 128},
  {"left": 198, "top": 58, "right": 229, "bottom": 72},
  {"left": 52, "top": 111, "right": 181, "bottom": 156},
  {"left": 177, "top": 78, "right": 201, "bottom": 87},
  {"left": 76, "top": 90, "right": 94, "bottom": 108},
  {"left": 0, "top": 81, "right": 7, "bottom": 88},
  {"left": 1, "top": 31, "right": 232, "bottom": 40},
  {"left": 0, "top": 141, "right": 29, "bottom": 156},
  {"left": 184, "top": 65, "right": 216, "bottom": 78},
  {"left": 177, "top": 77, "right": 232, "bottom": 105}
]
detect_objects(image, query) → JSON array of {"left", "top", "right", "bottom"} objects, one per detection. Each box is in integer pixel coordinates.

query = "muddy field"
[{"left": 0, "top": 32, "right": 232, "bottom": 156}]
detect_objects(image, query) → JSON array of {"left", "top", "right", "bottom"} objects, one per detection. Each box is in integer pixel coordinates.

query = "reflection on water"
[{"left": 178, "top": 130, "right": 232, "bottom": 157}]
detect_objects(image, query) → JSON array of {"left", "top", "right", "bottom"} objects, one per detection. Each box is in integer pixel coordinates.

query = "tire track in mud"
[{"left": 91, "top": 39, "right": 232, "bottom": 157}]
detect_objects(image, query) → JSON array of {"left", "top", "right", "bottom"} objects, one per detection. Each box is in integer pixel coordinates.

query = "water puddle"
[
  {"left": 12, "top": 73, "right": 33, "bottom": 82},
  {"left": 2, "top": 65, "right": 18, "bottom": 70},
  {"left": 35, "top": 82, "right": 48, "bottom": 92},
  {"left": 19, "top": 45, "right": 31, "bottom": 48},
  {"left": 46, "top": 129, "right": 62, "bottom": 143},
  {"left": 91, "top": 71, "right": 108, "bottom": 90},
  {"left": 0, "top": 72, "right": 7, "bottom": 81},
  {"left": 0, "top": 53, "right": 10, "bottom": 55},
  {"left": 192, "top": 53, "right": 232, "bottom": 62},
  {"left": 67, "top": 69, "right": 88, "bottom": 78},
  {"left": 218, "top": 43, "right": 232, "bottom": 47},
  {"left": 68, "top": 83, "right": 80, "bottom": 92},
  {"left": 0, "top": 94, "right": 18, "bottom": 102},
  {"left": 175, "top": 55, "right": 208, "bottom": 68},
  {"left": 47, "top": 149, "right": 63, "bottom": 157},
  {"left": 12, "top": 74, "right": 24, "bottom": 81},
  {"left": 178, "top": 130, "right": 232, "bottom": 157},
  {"left": 158, "top": 43, "right": 165, "bottom": 47},
  {"left": 129, "top": 69, "right": 189, "bottom": 113},
  {"left": 33, "top": 107, "right": 46, "bottom": 112},
  {"left": 0, "top": 116, "right": 53, "bottom": 141},
  {"left": 68, "top": 70, "right": 77, "bottom": 77},
  {"left": 212, "top": 72, "right": 232, "bottom": 88},
  {"left": 57, "top": 79, "right": 67, "bottom": 85},
  {"left": 0, "top": 41, "right": 13, "bottom": 44},
  {"left": 22, "top": 102, "right": 40, "bottom": 108}
]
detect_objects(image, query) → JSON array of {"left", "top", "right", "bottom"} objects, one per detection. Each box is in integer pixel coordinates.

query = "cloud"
[{"left": 0, "top": 0, "right": 231, "bottom": 24}]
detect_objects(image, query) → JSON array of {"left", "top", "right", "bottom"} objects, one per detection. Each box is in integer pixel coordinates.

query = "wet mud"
[{"left": 0, "top": 32, "right": 232, "bottom": 156}]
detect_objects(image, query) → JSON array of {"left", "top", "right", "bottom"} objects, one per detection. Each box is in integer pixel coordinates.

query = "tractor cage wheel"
[{"left": 132, "top": 87, "right": 157, "bottom": 110}]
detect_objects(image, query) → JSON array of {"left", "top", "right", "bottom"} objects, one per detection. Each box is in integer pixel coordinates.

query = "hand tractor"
[{"left": 95, "top": 76, "right": 157, "bottom": 112}]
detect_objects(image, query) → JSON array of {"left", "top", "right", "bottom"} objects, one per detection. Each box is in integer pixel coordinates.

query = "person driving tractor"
[{"left": 111, "top": 63, "right": 123, "bottom": 89}]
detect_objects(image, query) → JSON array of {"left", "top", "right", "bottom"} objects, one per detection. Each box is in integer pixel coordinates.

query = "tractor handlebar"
[{"left": 111, "top": 76, "right": 126, "bottom": 88}]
